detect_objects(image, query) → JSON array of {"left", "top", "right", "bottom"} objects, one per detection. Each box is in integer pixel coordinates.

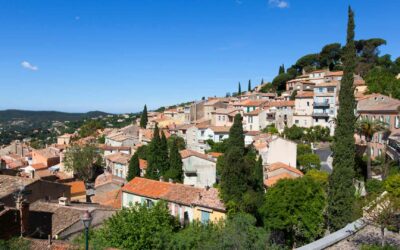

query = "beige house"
[
  {"left": 293, "top": 91, "right": 314, "bottom": 128},
  {"left": 203, "top": 99, "right": 228, "bottom": 121},
  {"left": 57, "top": 134, "right": 73, "bottom": 145},
  {"left": 105, "top": 152, "right": 131, "bottom": 179}
]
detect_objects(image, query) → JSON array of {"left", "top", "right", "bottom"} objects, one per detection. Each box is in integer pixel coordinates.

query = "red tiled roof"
[
  {"left": 208, "top": 126, "right": 231, "bottom": 133},
  {"left": 122, "top": 177, "right": 172, "bottom": 199},
  {"left": 325, "top": 71, "right": 343, "bottom": 77},
  {"left": 296, "top": 91, "right": 314, "bottom": 98},
  {"left": 31, "top": 163, "right": 47, "bottom": 171},
  {"left": 105, "top": 152, "right": 131, "bottom": 165},
  {"left": 267, "top": 100, "right": 295, "bottom": 107},
  {"left": 237, "top": 99, "right": 268, "bottom": 107},
  {"left": 264, "top": 173, "right": 297, "bottom": 187},
  {"left": 66, "top": 181, "right": 86, "bottom": 195},
  {"left": 180, "top": 149, "right": 216, "bottom": 162},
  {"left": 267, "top": 162, "right": 304, "bottom": 176},
  {"left": 122, "top": 177, "right": 225, "bottom": 211},
  {"left": 208, "top": 152, "right": 223, "bottom": 158}
]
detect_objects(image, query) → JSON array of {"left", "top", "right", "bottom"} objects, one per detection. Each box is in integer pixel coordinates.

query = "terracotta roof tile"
[
  {"left": 264, "top": 173, "right": 297, "bottom": 187},
  {"left": 180, "top": 149, "right": 216, "bottom": 162},
  {"left": 267, "top": 162, "right": 303, "bottom": 176},
  {"left": 66, "top": 181, "right": 86, "bottom": 195}
]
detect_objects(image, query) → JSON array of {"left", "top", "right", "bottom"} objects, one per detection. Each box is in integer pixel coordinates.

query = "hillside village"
[
  {"left": 1, "top": 5, "right": 400, "bottom": 250},
  {"left": 2, "top": 66, "right": 400, "bottom": 249}
]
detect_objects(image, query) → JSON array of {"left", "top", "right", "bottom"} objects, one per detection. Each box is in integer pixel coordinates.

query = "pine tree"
[
  {"left": 238, "top": 82, "right": 242, "bottom": 95},
  {"left": 261, "top": 78, "right": 264, "bottom": 85},
  {"left": 251, "top": 157, "right": 264, "bottom": 192},
  {"left": 165, "top": 139, "right": 183, "bottom": 182},
  {"left": 327, "top": 6, "right": 356, "bottom": 231},
  {"left": 145, "top": 124, "right": 161, "bottom": 179},
  {"left": 127, "top": 153, "right": 140, "bottom": 181},
  {"left": 248, "top": 80, "right": 252, "bottom": 92},
  {"left": 140, "top": 105, "right": 148, "bottom": 128}
]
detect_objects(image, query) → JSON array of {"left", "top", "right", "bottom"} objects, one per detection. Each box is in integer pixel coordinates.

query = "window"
[
  {"left": 201, "top": 210, "right": 211, "bottom": 223},
  {"left": 146, "top": 199, "right": 154, "bottom": 208},
  {"left": 378, "top": 149, "right": 382, "bottom": 157},
  {"left": 218, "top": 116, "right": 221, "bottom": 121},
  {"left": 201, "top": 131, "right": 205, "bottom": 136},
  {"left": 307, "top": 102, "right": 310, "bottom": 107},
  {"left": 295, "top": 120, "right": 299, "bottom": 124},
  {"left": 395, "top": 116, "right": 400, "bottom": 128}
]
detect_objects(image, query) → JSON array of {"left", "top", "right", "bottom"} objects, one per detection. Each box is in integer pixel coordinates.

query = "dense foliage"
[
  {"left": 64, "top": 143, "right": 102, "bottom": 183},
  {"left": 260, "top": 177, "right": 326, "bottom": 247},
  {"left": 85, "top": 203, "right": 180, "bottom": 250}
]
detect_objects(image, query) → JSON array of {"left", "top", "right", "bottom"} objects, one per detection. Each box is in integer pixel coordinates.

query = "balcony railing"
[
  {"left": 313, "top": 101, "right": 330, "bottom": 107},
  {"left": 312, "top": 112, "right": 330, "bottom": 117},
  {"left": 388, "top": 138, "right": 400, "bottom": 154}
]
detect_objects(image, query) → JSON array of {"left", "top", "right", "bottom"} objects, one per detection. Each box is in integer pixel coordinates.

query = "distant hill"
[{"left": 0, "top": 109, "right": 110, "bottom": 123}]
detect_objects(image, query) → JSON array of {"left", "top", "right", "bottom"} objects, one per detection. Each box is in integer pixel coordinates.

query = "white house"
[
  {"left": 254, "top": 134, "right": 297, "bottom": 167},
  {"left": 105, "top": 152, "right": 131, "bottom": 179},
  {"left": 180, "top": 149, "right": 217, "bottom": 188}
]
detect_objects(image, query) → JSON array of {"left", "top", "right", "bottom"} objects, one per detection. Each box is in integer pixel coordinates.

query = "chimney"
[
  {"left": 19, "top": 200, "right": 30, "bottom": 236},
  {"left": 30, "top": 170, "right": 35, "bottom": 179},
  {"left": 159, "top": 176, "right": 164, "bottom": 182},
  {"left": 168, "top": 178, "right": 173, "bottom": 183},
  {"left": 205, "top": 185, "right": 210, "bottom": 191}
]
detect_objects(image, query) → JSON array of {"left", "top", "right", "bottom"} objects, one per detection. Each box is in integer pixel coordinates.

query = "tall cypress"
[
  {"left": 145, "top": 124, "right": 161, "bottom": 179},
  {"left": 140, "top": 105, "right": 148, "bottom": 128},
  {"left": 166, "top": 139, "right": 183, "bottom": 183},
  {"left": 238, "top": 82, "right": 242, "bottom": 95},
  {"left": 127, "top": 153, "right": 140, "bottom": 181},
  {"left": 327, "top": 6, "right": 356, "bottom": 231},
  {"left": 248, "top": 80, "right": 252, "bottom": 92},
  {"left": 228, "top": 114, "right": 245, "bottom": 154},
  {"left": 220, "top": 114, "right": 248, "bottom": 206},
  {"left": 159, "top": 131, "right": 170, "bottom": 175}
]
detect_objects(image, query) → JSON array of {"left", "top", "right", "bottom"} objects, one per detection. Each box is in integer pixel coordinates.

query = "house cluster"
[{"left": 3, "top": 68, "right": 400, "bottom": 244}]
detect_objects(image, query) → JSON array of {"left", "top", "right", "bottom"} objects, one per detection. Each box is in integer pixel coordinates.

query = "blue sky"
[{"left": 0, "top": 0, "right": 399, "bottom": 113}]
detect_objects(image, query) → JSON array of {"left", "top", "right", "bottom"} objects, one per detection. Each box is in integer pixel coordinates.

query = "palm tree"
[{"left": 355, "top": 117, "right": 388, "bottom": 179}]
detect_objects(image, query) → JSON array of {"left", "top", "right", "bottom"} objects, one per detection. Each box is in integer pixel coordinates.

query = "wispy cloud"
[
  {"left": 21, "top": 61, "right": 38, "bottom": 71},
  {"left": 268, "top": 0, "right": 289, "bottom": 9}
]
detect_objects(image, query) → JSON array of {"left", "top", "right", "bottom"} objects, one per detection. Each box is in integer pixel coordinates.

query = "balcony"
[
  {"left": 313, "top": 101, "right": 330, "bottom": 108},
  {"left": 387, "top": 137, "right": 400, "bottom": 161},
  {"left": 312, "top": 112, "right": 330, "bottom": 118}
]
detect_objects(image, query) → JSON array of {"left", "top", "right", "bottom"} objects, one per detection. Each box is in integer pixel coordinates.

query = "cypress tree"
[
  {"left": 127, "top": 153, "right": 140, "bottom": 181},
  {"left": 140, "top": 105, "right": 148, "bottom": 128},
  {"left": 145, "top": 124, "right": 161, "bottom": 179},
  {"left": 238, "top": 82, "right": 242, "bottom": 95},
  {"left": 327, "top": 6, "right": 356, "bottom": 231},
  {"left": 159, "top": 131, "right": 170, "bottom": 176},
  {"left": 220, "top": 114, "right": 248, "bottom": 207},
  {"left": 278, "top": 64, "right": 286, "bottom": 74},
  {"left": 261, "top": 78, "right": 264, "bottom": 85},
  {"left": 165, "top": 139, "right": 183, "bottom": 183},
  {"left": 228, "top": 114, "right": 245, "bottom": 154},
  {"left": 248, "top": 80, "right": 252, "bottom": 92}
]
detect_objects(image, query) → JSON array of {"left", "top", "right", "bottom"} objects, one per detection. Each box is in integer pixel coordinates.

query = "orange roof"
[
  {"left": 267, "top": 162, "right": 304, "bottom": 176},
  {"left": 180, "top": 149, "right": 216, "bottom": 162},
  {"left": 208, "top": 126, "right": 231, "bottom": 133},
  {"left": 92, "top": 189, "right": 122, "bottom": 209},
  {"left": 67, "top": 181, "right": 86, "bottom": 195},
  {"left": 208, "top": 152, "right": 223, "bottom": 158},
  {"left": 122, "top": 177, "right": 225, "bottom": 211},
  {"left": 264, "top": 173, "right": 297, "bottom": 187},
  {"left": 237, "top": 99, "right": 268, "bottom": 107},
  {"left": 325, "top": 71, "right": 343, "bottom": 77},
  {"left": 244, "top": 109, "right": 262, "bottom": 116},
  {"left": 122, "top": 177, "right": 172, "bottom": 199},
  {"left": 296, "top": 91, "right": 314, "bottom": 98},
  {"left": 267, "top": 100, "right": 295, "bottom": 107},
  {"left": 139, "top": 159, "right": 148, "bottom": 170},
  {"left": 31, "top": 163, "right": 48, "bottom": 171}
]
